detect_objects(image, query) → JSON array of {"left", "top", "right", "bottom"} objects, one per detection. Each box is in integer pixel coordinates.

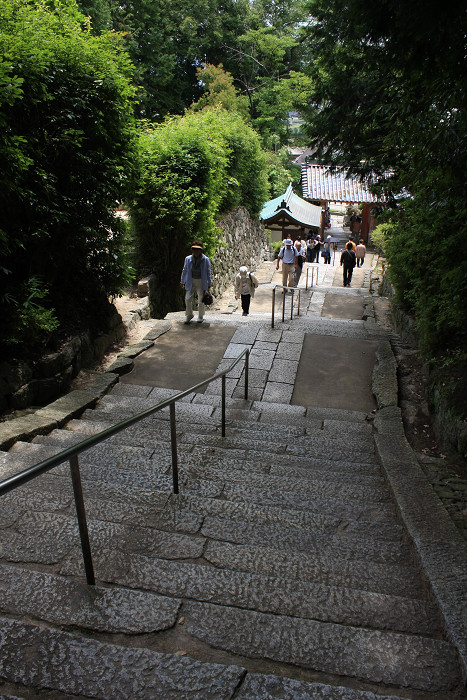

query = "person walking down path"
[
  {"left": 234, "top": 266, "right": 259, "bottom": 316},
  {"left": 356, "top": 239, "right": 366, "bottom": 267},
  {"left": 276, "top": 238, "right": 298, "bottom": 290},
  {"left": 322, "top": 236, "right": 332, "bottom": 264},
  {"left": 313, "top": 234, "right": 322, "bottom": 262},
  {"left": 340, "top": 241, "right": 357, "bottom": 287},
  {"left": 180, "top": 240, "right": 212, "bottom": 323},
  {"left": 293, "top": 239, "right": 306, "bottom": 286}
]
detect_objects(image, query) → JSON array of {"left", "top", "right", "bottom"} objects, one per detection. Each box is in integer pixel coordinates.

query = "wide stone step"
[
  {"left": 0, "top": 617, "right": 411, "bottom": 699},
  {"left": 0, "top": 563, "right": 181, "bottom": 633},
  {"left": 0, "top": 617, "right": 244, "bottom": 700},
  {"left": 182, "top": 602, "right": 460, "bottom": 693},
  {"left": 60, "top": 549, "right": 439, "bottom": 637},
  {"left": 32, "top": 429, "right": 381, "bottom": 488},
  {"left": 3, "top": 477, "right": 405, "bottom": 568},
  {"left": 2, "top": 441, "right": 398, "bottom": 528},
  {"left": 202, "top": 538, "right": 425, "bottom": 599}
]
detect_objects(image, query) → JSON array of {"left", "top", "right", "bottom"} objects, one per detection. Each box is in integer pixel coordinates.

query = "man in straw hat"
[{"left": 180, "top": 241, "right": 212, "bottom": 323}]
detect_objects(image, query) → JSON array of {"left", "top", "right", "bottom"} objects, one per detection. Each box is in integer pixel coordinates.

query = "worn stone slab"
[
  {"left": 218, "top": 470, "right": 388, "bottom": 506},
  {"left": 118, "top": 340, "right": 154, "bottom": 359},
  {"left": 203, "top": 540, "right": 424, "bottom": 599},
  {"left": 201, "top": 516, "right": 411, "bottom": 565},
  {"left": 84, "top": 551, "right": 434, "bottom": 635},
  {"left": 141, "top": 318, "right": 172, "bottom": 340},
  {"left": 248, "top": 349, "right": 275, "bottom": 370},
  {"left": 96, "top": 395, "right": 215, "bottom": 422},
  {"left": 163, "top": 491, "right": 339, "bottom": 532},
  {"left": 261, "top": 382, "right": 294, "bottom": 404},
  {"left": 372, "top": 340, "right": 398, "bottom": 409},
  {"left": 268, "top": 359, "right": 299, "bottom": 384},
  {"left": 110, "top": 382, "right": 154, "bottom": 398},
  {"left": 231, "top": 327, "right": 260, "bottom": 344},
  {"left": 0, "top": 618, "right": 245, "bottom": 699},
  {"left": 0, "top": 564, "right": 181, "bottom": 633},
  {"left": 223, "top": 343, "right": 252, "bottom": 359},
  {"left": 106, "top": 356, "right": 134, "bottom": 375},
  {"left": 0, "top": 415, "right": 59, "bottom": 451},
  {"left": 0, "top": 511, "right": 79, "bottom": 564},
  {"left": 256, "top": 328, "right": 283, "bottom": 342},
  {"left": 253, "top": 401, "right": 306, "bottom": 418},
  {"left": 305, "top": 406, "right": 368, "bottom": 422},
  {"left": 184, "top": 602, "right": 460, "bottom": 692},
  {"left": 286, "top": 441, "right": 376, "bottom": 463},
  {"left": 236, "top": 674, "right": 406, "bottom": 700}
]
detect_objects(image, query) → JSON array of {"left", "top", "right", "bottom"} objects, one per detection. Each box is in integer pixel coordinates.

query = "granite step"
[
  {"left": 33, "top": 427, "right": 382, "bottom": 482},
  {"left": 59, "top": 548, "right": 439, "bottom": 636},
  {"left": 182, "top": 602, "right": 460, "bottom": 693},
  {"left": 0, "top": 617, "right": 411, "bottom": 700},
  {"left": 4, "top": 478, "right": 407, "bottom": 567}
]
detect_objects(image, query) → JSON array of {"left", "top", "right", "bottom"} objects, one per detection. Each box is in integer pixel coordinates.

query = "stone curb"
[
  {"left": 0, "top": 373, "right": 118, "bottom": 451},
  {"left": 372, "top": 346, "right": 467, "bottom": 687},
  {"left": 372, "top": 339, "right": 398, "bottom": 408}
]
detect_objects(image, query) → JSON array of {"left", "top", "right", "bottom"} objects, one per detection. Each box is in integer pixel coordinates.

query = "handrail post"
[
  {"left": 297, "top": 289, "right": 301, "bottom": 317},
  {"left": 69, "top": 455, "right": 95, "bottom": 586},
  {"left": 290, "top": 289, "right": 294, "bottom": 320},
  {"left": 221, "top": 375, "right": 226, "bottom": 437},
  {"left": 271, "top": 287, "right": 275, "bottom": 328},
  {"left": 282, "top": 287, "right": 286, "bottom": 322},
  {"left": 244, "top": 349, "right": 249, "bottom": 400},
  {"left": 169, "top": 402, "right": 179, "bottom": 494}
]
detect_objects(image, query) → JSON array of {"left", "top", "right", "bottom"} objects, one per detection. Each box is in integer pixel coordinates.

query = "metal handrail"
[
  {"left": 0, "top": 348, "right": 250, "bottom": 585},
  {"left": 305, "top": 263, "right": 319, "bottom": 290},
  {"left": 271, "top": 285, "right": 300, "bottom": 328}
]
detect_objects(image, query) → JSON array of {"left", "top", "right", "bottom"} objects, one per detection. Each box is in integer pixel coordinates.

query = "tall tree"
[
  {"left": 300, "top": 0, "right": 467, "bottom": 361},
  {"left": 0, "top": 0, "right": 138, "bottom": 357}
]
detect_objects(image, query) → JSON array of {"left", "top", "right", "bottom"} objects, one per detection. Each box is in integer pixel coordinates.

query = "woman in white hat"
[{"left": 234, "top": 266, "right": 259, "bottom": 316}]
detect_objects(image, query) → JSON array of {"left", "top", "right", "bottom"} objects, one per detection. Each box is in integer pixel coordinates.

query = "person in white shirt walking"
[{"left": 234, "top": 266, "right": 259, "bottom": 316}]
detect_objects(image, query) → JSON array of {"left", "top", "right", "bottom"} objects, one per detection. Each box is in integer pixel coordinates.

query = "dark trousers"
[
  {"left": 343, "top": 265, "right": 353, "bottom": 286},
  {"left": 241, "top": 294, "right": 251, "bottom": 314}
]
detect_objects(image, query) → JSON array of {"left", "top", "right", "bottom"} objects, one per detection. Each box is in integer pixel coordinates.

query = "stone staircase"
[{"left": 0, "top": 380, "right": 464, "bottom": 698}]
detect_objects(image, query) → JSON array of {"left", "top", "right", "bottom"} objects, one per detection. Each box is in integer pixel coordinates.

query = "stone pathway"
[{"left": 0, "top": 225, "right": 466, "bottom": 699}]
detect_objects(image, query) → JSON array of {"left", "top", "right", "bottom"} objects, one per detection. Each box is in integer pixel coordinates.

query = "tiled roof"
[
  {"left": 260, "top": 183, "right": 322, "bottom": 229},
  {"left": 301, "top": 164, "right": 383, "bottom": 203}
]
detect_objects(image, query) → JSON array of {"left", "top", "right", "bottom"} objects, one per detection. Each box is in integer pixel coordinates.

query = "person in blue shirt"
[{"left": 180, "top": 241, "right": 212, "bottom": 323}]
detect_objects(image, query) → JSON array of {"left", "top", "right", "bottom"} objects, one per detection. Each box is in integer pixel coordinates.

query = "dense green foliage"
[
  {"left": 0, "top": 0, "right": 138, "bottom": 358},
  {"left": 301, "top": 0, "right": 467, "bottom": 363},
  {"left": 131, "top": 108, "right": 269, "bottom": 317}
]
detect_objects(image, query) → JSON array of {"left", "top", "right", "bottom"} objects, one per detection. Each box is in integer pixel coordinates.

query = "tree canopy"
[
  {"left": 0, "top": 0, "right": 138, "bottom": 357},
  {"left": 300, "top": 0, "right": 466, "bottom": 361}
]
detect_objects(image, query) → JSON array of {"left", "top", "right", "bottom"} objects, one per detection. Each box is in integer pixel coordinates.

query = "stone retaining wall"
[
  {"left": 211, "top": 206, "right": 274, "bottom": 298},
  {"left": 0, "top": 306, "right": 125, "bottom": 414}
]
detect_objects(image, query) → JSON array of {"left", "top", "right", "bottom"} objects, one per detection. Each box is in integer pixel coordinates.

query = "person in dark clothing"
[
  {"left": 313, "top": 235, "right": 322, "bottom": 263},
  {"left": 340, "top": 241, "right": 357, "bottom": 287}
]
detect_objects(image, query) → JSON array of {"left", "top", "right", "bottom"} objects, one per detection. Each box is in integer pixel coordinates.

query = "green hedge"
[
  {"left": 0, "top": 0, "right": 137, "bottom": 358},
  {"left": 131, "top": 107, "right": 269, "bottom": 317}
]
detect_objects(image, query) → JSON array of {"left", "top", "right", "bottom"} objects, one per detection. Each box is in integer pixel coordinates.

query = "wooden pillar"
[
  {"left": 361, "top": 204, "right": 370, "bottom": 244},
  {"left": 320, "top": 200, "right": 326, "bottom": 239}
]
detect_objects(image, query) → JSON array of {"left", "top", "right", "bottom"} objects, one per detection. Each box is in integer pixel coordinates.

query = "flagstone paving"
[{"left": 0, "top": 227, "right": 466, "bottom": 699}]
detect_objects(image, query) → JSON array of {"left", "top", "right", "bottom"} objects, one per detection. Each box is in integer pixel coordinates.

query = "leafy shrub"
[
  {"left": 370, "top": 223, "right": 392, "bottom": 255},
  {"left": 131, "top": 107, "right": 269, "bottom": 318},
  {"left": 0, "top": 0, "right": 138, "bottom": 359}
]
